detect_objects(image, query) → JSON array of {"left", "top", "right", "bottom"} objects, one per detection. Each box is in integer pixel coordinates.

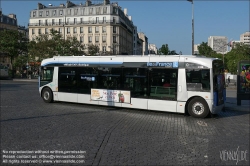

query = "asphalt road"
[{"left": 0, "top": 80, "right": 249, "bottom": 165}]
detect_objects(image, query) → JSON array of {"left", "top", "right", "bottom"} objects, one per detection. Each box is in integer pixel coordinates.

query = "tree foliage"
[
  {"left": 158, "top": 44, "right": 170, "bottom": 55},
  {"left": 224, "top": 43, "right": 250, "bottom": 74},
  {"left": 0, "top": 29, "right": 28, "bottom": 68},
  {"left": 158, "top": 44, "right": 179, "bottom": 55},
  {"left": 28, "top": 29, "right": 85, "bottom": 63},
  {"left": 87, "top": 44, "right": 100, "bottom": 56},
  {"left": 197, "top": 42, "right": 215, "bottom": 56}
]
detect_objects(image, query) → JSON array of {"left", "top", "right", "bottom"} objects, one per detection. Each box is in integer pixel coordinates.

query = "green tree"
[
  {"left": 224, "top": 43, "right": 250, "bottom": 74},
  {"left": 28, "top": 29, "right": 85, "bottom": 62},
  {"left": 87, "top": 44, "right": 100, "bottom": 56},
  {"left": 0, "top": 29, "right": 28, "bottom": 73},
  {"left": 198, "top": 42, "right": 215, "bottom": 56},
  {"left": 158, "top": 44, "right": 170, "bottom": 55}
]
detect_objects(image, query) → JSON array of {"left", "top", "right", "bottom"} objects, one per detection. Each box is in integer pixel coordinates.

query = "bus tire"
[
  {"left": 188, "top": 97, "right": 209, "bottom": 118},
  {"left": 42, "top": 88, "right": 53, "bottom": 103}
]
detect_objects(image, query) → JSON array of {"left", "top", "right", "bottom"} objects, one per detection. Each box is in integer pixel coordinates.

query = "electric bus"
[{"left": 39, "top": 55, "right": 226, "bottom": 118}]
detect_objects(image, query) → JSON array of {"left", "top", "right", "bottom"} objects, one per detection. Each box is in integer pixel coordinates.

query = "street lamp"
[{"left": 187, "top": 0, "right": 194, "bottom": 55}]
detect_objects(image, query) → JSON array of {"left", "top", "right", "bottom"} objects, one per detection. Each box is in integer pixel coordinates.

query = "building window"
[
  {"left": 32, "top": 29, "right": 35, "bottom": 34},
  {"left": 59, "top": 19, "right": 62, "bottom": 25},
  {"left": 102, "top": 26, "right": 106, "bottom": 33},
  {"left": 60, "top": 10, "right": 63, "bottom": 16},
  {"left": 46, "top": 11, "right": 49, "bottom": 16},
  {"left": 67, "top": 28, "right": 70, "bottom": 34},
  {"left": 67, "top": 18, "right": 70, "bottom": 24},
  {"left": 102, "top": 36, "right": 106, "bottom": 42},
  {"left": 38, "top": 29, "right": 41, "bottom": 34},
  {"left": 45, "top": 28, "right": 48, "bottom": 34},
  {"left": 88, "top": 27, "right": 92, "bottom": 33},
  {"left": 74, "top": 18, "right": 77, "bottom": 24},
  {"left": 33, "top": 11, "right": 36, "bottom": 17},
  {"left": 74, "top": 9, "right": 78, "bottom": 15},
  {"left": 89, "top": 8, "right": 93, "bottom": 14},
  {"left": 113, "top": 7, "right": 117, "bottom": 14},
  {"left": 80, "top": 27, "right": 83, "bottom": 33},
  {"left": 80, "top": 18, "right": 83, "bottom": 23},
  {"left": 95, "top": 27, "right": 99, "bottom": 33},
  {"left": 103, "top": 7, "right": 107, "bottom": 14},
  {"left": 103, "top": 17, "right": 106, "bottom": 23},
  {"left": 38, "top": 20, "right": 42, "bottom": 25},
  {"left": 52, "top": 19, "right": 55, "bottom": 25},
  {"left": 82, "top": 8, "right": 85, "bottom": 15},
  {"left": 113, "top": 26, "right": 116, "bottom": 33},
  {"left": 95, "top": 36, "right": 99, "bottom": 43},
  {"left": 103, "top": 46, "right": 106, "bottom": 52},
  {"left": 80, "top": 37, "right": 83, "bottom": 43},
  {"left": 39, "top": 11, "right": 43, "bottom": 17},
  {"left": 68, "top": 9, "right": 71, "bottom": 15},
  {"left": 96, "top": 7, "right": 100, "bottom": 14},
  {"left": 113, "top": 17, "right": 116, "bottom": 23},
  {"left": 74, "top": 27, "right": 77, "bottom": 33},
  {"left": 53, "top": 10, "right": 56, "bottom": 16},
  {"left": 96, "top": 17, "right": 99, "bottom": 23},
  {"left": 88, "top": 36, "right": 92, "bottom": 43},
  {"left": 59, "top": 28, "right": 62, "bottom": 33},
  {"left": 45, "top": 19, "right": 48, "bottom": 25},
  {"left": 113, "top": 36, "right": 116, "bottom": 43}
]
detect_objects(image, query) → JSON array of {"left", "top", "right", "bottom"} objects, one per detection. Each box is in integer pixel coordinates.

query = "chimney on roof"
[
  {"left": 59, "top": 4, "right": 65, "bottom": 7},
  {"left": 38, "top": 3, "right": 46, "bottom": 9},
  {"left": 66, "top": 1, "right": 75, "bottom": 8},
  {"left": 8, "top": 13, "right": 17, "bottom": 19},
  {"left": 124, "top": 8, "right": 127, "bottom": 15},
  {"left": 104, "top": 0, "right": 110, "bottom": 5},
  {"left": 86, "top": 0, "right": 92, "bottom": 6}
]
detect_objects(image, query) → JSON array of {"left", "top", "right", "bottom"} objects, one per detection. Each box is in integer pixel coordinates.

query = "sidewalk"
[
  {"left": 225, "top": 99, "right": 250, "bottom": 112},
  {"left": 12, "top": 78, "right": 38, "bottom": 82}
]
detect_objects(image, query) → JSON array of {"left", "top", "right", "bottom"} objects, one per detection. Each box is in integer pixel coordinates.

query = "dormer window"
[
  {"left": 59, "top": 10, "right": 63, "bottom": 16},
  {"left": 33, "top": 11, "right": 36, "bottom": 17},
  {"left": 53, "top": 10, "right": 56, "bottom": 16}
]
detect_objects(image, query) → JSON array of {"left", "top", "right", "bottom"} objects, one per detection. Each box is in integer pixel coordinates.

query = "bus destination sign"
[{"left": 147, "top": 62, "right": 178, "bottom": 68}]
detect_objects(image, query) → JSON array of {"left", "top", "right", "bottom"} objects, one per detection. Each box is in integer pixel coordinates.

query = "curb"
[{"left": 13, "top": 79, "right": 38, "bottom": 82}]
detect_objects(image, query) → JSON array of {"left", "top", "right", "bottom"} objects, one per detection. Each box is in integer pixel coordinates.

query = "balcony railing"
[{"left": 28, "top": 20, "right": 122, "bottom": 26}]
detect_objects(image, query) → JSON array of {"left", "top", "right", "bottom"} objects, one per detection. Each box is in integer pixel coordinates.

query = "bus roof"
[{"left": 41, "top": 55, "right": 219, "bottom": 68}]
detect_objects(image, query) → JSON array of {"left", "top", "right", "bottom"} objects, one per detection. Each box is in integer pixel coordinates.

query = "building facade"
[
  {"left": 28, "top": 0, "right": 135, "bottom": 55},
  {"left": 194, "top": 44, "right": 200, "bottom": 55},
  {"left": 148, "top": 43, "right": 157, "bottom": 55},
  {"left": 0, "top": 13, "right": 18, "bottom": 68},
  {"left": 208, "top": 36, "right": 228, "bottom": 54},
  {"left": 138, "top": 32, "right": 148, "bottom": 56},
  {"left": 240, "top": 31, "right": 250, "bottom": 45},
  {"left": 0, "top": 13, "right": 18, "bottom": 31}
]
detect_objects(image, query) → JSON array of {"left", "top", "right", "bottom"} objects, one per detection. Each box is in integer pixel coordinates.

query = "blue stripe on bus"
[{"left": 42, "top": 61, "right": 123, "bottom": 66}]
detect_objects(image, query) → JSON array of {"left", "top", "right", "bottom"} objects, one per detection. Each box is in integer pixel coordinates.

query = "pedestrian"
[{"left": 228, "top": 76, "right": 230, "bottom": 85}]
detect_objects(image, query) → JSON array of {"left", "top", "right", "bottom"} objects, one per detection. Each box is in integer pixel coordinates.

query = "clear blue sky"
[{"left": 1, "top": 0, "right": 249, "bottom": 54}]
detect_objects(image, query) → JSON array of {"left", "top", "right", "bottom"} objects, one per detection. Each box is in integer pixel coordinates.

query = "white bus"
[
  {"left": 39, "top": 55, "right": 226, "bottom": 118},
  {"left": 0, "top": 64, "right": 9, "bottom": 79}
]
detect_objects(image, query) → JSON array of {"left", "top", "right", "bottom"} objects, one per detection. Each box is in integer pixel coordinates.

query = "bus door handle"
[{"left": 178, "top": 85, "right": 182, "bottom": 92}]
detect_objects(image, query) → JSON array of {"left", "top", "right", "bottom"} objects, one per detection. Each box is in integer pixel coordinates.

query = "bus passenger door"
[{"left": 176, "top": 68, "right": 188, "bottom": 113}]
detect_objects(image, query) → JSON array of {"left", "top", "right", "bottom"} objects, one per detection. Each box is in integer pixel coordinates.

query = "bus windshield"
[{"left": 40, "top": 67, "right": 54, "bottom": 87}]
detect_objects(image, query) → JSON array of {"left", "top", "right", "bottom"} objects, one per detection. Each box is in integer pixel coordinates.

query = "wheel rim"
[
  {"left": 43, "top": 91, "right": 50, "bottom": 101},
  {"left": 192, "top": 102, "right": 204, "bottom": 115}
]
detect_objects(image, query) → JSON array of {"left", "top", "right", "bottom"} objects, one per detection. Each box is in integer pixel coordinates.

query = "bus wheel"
[
  {"left": 188, "top": 97, "right": 209, "bottom": 118},
  {"left": 42, "top": 88, "right": 53, "bottom": 103}
]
